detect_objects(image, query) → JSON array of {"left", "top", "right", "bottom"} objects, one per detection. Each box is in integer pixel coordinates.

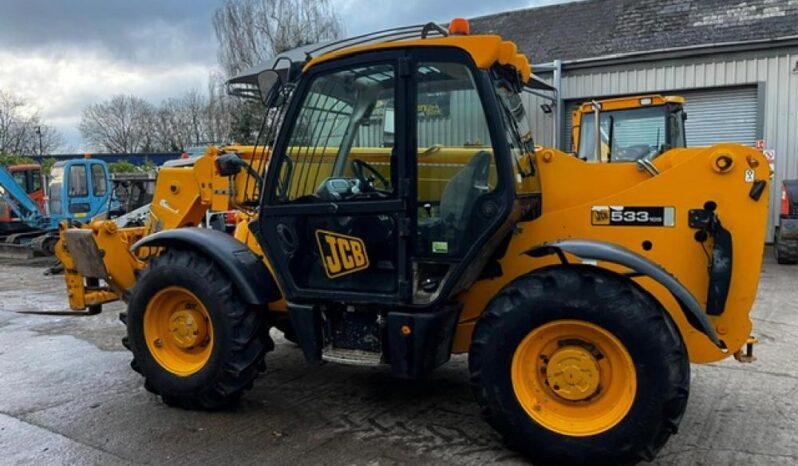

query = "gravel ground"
[{"left": 0, "top": 252, "right": 796, "bottom": 465}]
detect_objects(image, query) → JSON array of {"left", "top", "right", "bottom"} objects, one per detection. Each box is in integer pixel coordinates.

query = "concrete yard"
[{"left": 0, "top": 253, "right": 796, "bottom": 466}]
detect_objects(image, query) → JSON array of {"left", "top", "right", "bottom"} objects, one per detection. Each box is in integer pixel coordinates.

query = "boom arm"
[
  {"left": 56, "top": 145, "right": 267, "bottom": 311},
  {"left": 0, "top": 165, "right": 47, "bottom": 229}
]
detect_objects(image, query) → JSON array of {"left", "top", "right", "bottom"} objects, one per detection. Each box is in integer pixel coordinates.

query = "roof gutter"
[{"left": 535, "top": 34, "right": 798, "bottom": 71}]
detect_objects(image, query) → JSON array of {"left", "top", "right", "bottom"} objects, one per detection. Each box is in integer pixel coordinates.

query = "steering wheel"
[{"left": 350, "top": 159, "right": 391, "bottom": 194}]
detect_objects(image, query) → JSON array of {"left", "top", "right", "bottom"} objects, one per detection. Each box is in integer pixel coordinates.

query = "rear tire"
[
  {"left": 469, "top": 266, "right": 689, "bottom": 465},
  {"left": 775, "top": 226, "right": 798, "bottom": 264},
  {"left": 126, "top": 248, "right": 273, "bottom": 410}
]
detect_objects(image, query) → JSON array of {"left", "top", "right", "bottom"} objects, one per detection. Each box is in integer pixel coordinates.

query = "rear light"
[
  {"left": 225, "top": 211, "right": 237, "bottom": 225},
  {"left": 781, "top": 184, "right": 790, "bottom": 216}
]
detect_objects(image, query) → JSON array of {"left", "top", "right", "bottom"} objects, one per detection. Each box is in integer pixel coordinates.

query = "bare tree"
[
  {"left": 206, "top": 71, "right": 241, "bottom": 144},
  {"left": 153, "top": 88, "right": 231, "bottom": 151},
  {"left": 213, "top": 0, "right": 344, "bottom": 76},
  {"left": 79, "top": 95, "right": 156, "bottom": 153},
  {"left": 152, "top": 98, "right": 188, "bottom": 151},
  {"left": 0, "top": 90, "right": 63, "bottom": 156}
]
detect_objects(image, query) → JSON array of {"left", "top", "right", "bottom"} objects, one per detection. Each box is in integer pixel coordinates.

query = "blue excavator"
[{"left": 0, "top": 157, "right": 114, "bottom": 257}]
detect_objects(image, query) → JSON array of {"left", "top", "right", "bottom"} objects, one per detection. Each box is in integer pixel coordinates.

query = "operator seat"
[
  {"left": 420, "top": 151, "right": 491, "bottom": 255},
  {"left": 439, "top": 151, "right": 491, "bottom": 227}
]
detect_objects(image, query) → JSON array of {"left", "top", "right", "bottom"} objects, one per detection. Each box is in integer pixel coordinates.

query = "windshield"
[{"left": 578, "top": 106, "right": 673, "bottom": 162}]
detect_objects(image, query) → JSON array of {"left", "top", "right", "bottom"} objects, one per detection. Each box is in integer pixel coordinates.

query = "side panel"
[{"left": 454, "top": 144, "right": 770, "bottom": 363}]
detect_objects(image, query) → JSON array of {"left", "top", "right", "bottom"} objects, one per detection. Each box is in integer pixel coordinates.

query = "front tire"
[
  {"left": 126, "top": 248, "right": 273, "bottom": 410},
  {"left": 469, "top": 266, "right": 689, "bottom": 465}
]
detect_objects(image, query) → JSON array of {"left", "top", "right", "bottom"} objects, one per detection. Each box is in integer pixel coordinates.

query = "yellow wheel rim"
[
  {"left": 511, "top": 319, "right": 637, "bottom": 437},
  {"left": 143, "top": 286, "right": 214, "bottom": 377}
]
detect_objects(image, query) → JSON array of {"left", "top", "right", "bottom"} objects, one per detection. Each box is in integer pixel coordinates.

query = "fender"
[
  {"left": 526, "top": 239, "right": 721, "bottom": 347},
  {"left": 131, "top": 227, "right": 278, "bottom": 305}
]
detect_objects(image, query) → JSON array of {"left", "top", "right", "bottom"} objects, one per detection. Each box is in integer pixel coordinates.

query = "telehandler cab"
[
  {"left": 571, "top": 94, "right": 687, "bottom": 164},
  {"left": 55, "top": 20, "right": 770, "bottom": 465}
]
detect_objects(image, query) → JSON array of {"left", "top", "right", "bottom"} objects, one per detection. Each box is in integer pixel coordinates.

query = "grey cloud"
[
  {"left": 0, "top": 0, "right": 567, "bottom": 150},
  {"left": 0, "top": 0, "right": 219, "bottom": 64}
]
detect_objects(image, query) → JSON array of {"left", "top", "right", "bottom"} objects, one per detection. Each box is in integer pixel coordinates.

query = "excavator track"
[{"left": 0, "top": 230, "right": 49, "bottom": 259}]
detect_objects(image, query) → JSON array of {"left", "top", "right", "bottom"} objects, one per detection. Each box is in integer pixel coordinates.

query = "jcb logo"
[
  {"left": 315, "top": 230, "right": 369, "bottom": 278},
  {"left": 591, "top": 206, "right": 610, "bottom": 225}
]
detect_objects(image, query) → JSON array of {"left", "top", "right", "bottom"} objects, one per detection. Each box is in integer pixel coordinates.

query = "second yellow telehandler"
[{"left": 572, "top": 94, "right": 687, "bottom": 163}]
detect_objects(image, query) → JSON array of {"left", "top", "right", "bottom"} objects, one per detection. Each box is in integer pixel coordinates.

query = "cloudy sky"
[{"left": 0, "top": 0, "right": 562, "bottom": 151}]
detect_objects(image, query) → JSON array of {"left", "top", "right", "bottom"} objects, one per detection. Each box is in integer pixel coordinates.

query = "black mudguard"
[
  {"left": 131, "top": 227, "right": 278, "bottom": 305},
  {"left": 527, "top": 239, "right": 722, "bottom": 347}
]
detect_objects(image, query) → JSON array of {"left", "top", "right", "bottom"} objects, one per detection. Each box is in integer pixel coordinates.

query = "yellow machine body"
[{"left": 453, "top": 145, "right": 768, "bottom": 363}]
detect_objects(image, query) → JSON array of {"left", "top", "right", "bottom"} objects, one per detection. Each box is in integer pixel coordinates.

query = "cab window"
[
  {"left": 579, "top": 106, "right": 668, "bottom": 162},
  {"left": 91, "top": 164, "right": 107, "bottom": 196},
  {"left": 494, "top": 76, "right": 537, "bottom": 195},
  {"left": 12, "top": 171, "right": 26, "bottom": 191},
  {"left": 414, "top": 62, "right": 496, "bottom": 257},
  {"left": 277, "top": 64, "right": 395, "bottom": 202},
  {"left": 49, "top": 165, "right": 64, "bottom": 214},
  {"left": 68, "top": 165, "right": 88, "bottom": 197},
  {"left": 31, "top": 169, "right": 41, "bottom": 192}
]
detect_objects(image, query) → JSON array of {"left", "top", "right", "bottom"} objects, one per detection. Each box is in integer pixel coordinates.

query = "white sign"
[{"left": 763, "top": 149, "right": 775, "bottom": 173}]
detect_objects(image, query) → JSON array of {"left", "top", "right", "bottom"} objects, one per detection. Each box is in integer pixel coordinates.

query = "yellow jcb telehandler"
[{"left": 55, "top": 19, "right": 770, "bottom": 465}]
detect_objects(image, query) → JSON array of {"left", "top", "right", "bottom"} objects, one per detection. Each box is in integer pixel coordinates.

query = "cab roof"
[
  {"left": 305, "top": 34, "right": 531, "bottom": 83},
  {"left": 575, "top": 95, "right": 685, "bottom": 113}
]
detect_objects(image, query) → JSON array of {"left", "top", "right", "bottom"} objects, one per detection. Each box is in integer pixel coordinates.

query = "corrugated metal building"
[{"left": 473, "top": 0, "right": 798, "bottom": 239}]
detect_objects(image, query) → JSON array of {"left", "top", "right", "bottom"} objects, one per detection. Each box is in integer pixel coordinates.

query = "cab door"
[
  {"left": 257, "top": 51, "right": 412, "bottom": 304},
  {"left": 257, "top": 47, "right": 518, "bottom": 307},
  {"left": 65, "top": 161, "right": 92, "bottom": 219},
  {"left": 87, "top": 161, "right": 110, "bottom": 216}
]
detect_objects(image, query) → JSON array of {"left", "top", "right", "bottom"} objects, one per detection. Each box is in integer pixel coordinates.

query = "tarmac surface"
[{"left": 0, "top": 252, "right": 796, "bottom": 465}]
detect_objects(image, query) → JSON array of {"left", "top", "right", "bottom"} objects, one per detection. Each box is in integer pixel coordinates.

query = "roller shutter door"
[
  {"left": 682, "top": 86, "right": 758, "bottom": 147},
  {"left": 561, "top": 86, "right": 759, "bottom": 151}
]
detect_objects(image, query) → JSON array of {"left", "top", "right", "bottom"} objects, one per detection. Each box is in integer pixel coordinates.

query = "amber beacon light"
[{"left": 448, "top": 17, "right": 470, "bottom": 35}]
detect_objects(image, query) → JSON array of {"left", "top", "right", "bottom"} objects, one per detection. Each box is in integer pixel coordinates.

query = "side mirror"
[{"left": 257, "top": 70, "right": 282, "bottom": 107}]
